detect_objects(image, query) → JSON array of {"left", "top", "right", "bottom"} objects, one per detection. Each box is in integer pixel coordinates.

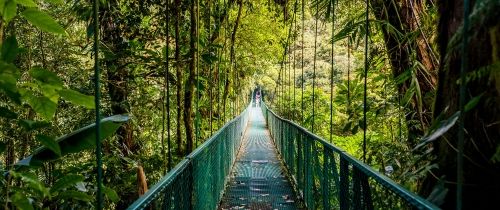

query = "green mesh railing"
[
  {"left": 127, "top": 105, "right": 250, "bottom": 210},
  {"left": 261, "top": 103, "right": 439, "bottom": 210}
]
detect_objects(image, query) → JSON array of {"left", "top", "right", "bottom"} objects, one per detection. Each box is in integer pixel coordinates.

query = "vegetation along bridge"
[
  {"left": 1, "top": 0, "right": 498, "bottom": 209},
  {"left": 127, "top": 102, "right": 438, "bottom": 209}
]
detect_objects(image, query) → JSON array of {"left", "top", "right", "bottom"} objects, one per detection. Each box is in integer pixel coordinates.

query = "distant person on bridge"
[{"left": 255, "top": 90, "right": 261, "bottom": 107}]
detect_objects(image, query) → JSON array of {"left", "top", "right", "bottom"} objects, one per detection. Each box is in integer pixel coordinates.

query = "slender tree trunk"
[
  {"left": 184, "top": 0, "right": 198, "bottom": 154},
  {"left": 174, "top": 0, "right": 183, "bottom": 156},
  {"left": 419, "top": 1, "right": 500, "bottom": 208},
  {"left": 222, "top": 0, "right": 243, "bottom": 121},
  {"left": 100, "top": 6, "right": 136, "bottom": 208},
  {"left": 102, "top": 18, "right": 134, "bottom": 156}
]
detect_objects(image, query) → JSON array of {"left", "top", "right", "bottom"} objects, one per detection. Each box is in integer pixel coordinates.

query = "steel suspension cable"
[
  {"left": 217, "top": 0, "right": 223, "bottom": 129},
  {"left": 311, "top": 1, "right": 319, "bottom": 133},
  {"left": 301, "top": 0, "right": 305, "bottom": 124},
  {"left": 288, "top": 3, "right": 297, "bottom": 119},
  {"left": 92, "top": 0, "right": 103, "bottom": 208},
  {"left": 362, "top": 0, "right": 369, "bottom": 163},
  {"left": 329, "top": 0, "right": 336, "bottom": 143},
  {"left": 288, "top": 38, "right": 291, "bottom": 119},
  {"left": 457, "top": 0, "right": 471, "bottom": 209},
  {"left": 163, "top": 0, "right": 172, "bottom": 171},
  {"left": 208, "top": 0, "right": 213, "bottom": 135},
  {"left": 195, "top": 0, "right": 200, "bottom": 147},
  {"left": 293, "top": 0, "right": 298, "bottom": 121}
]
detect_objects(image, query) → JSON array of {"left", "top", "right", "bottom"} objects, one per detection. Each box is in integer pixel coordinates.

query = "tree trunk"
[
  {"left": 174, "top": 0, "right": 183, "bottom": 156},
  {"left": 102, "top": 12, "right": 135, "bottom": 156},
  {"left": 222, "top": 0, "right": 243, "bottom": 122},
  {"left": 184, "top": 0, "right": 198, "bottom": 154},
  {"left": 419, "top": 1, "right": 500, "bottom": 208},
  {"left": 370, "top": 0, "right": 437, "bottom": 145}
]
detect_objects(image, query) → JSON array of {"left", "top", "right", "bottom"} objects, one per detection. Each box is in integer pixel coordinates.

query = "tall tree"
[
  {"left": 100, "top": 2, "right": 135, "bottom": 156},
  {"left": 184, "top": 0, "right": 199, "bottom": 153},
  {"left": 370, "top": 0, "right": 438, "bottom": 145},
  {"left": 222, "top": 0, "right": 243, "bottom": 121},
  {"left": 420, "top": 0, "right": 500, "bottom": 208},
  {"left": 174, "top": 0, "right": 184, "bottom": 155}
]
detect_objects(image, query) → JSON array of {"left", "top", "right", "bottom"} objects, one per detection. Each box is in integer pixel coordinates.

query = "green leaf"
[
  {"left": 16, "top": 115, "right": 129, "bottom": 167},
  {"left": 465, "top": 93, "right": 484, "bottom": 112},
  {"left": 43, "top": 0, "right": 63, "bottom": 4},
  {"left": 58, "top": 190, "right": 92, "bottom": 202},
  {"left": 21, "top": 8, "right": 65, "bottom": 35},
  {"left": 51, "top": 174, "right": 85, "bottom": 194},
  {"left": 18, "top": 119, "right": 51, "bottom": 131},
  {"left": 103, "top": 186, "right": 119, "bottom": 202},
  {"left": 0, "top": 106, "right": 18, "bottom": 119},
  {"left": 0, "top": 0, "right": 5, "bottom": 14},
  {"left": 1, "top": 36, "right": 19, "bottom": 62},
  {"left": 29, "top": 67, "right": 63, "bottom": 88},
  {"left": 36, "top": 135, "right": 61, "bottom": 156},
  {"left": 58, "top": 89, "right": 95, "bottom": 109},
  {"left": 11, "top": 192, "right": 34, "bottom": 210},
  {"left": 15, "top": 0, "right": 37, "bottom": 7},
  {"left": 0, "top": 61, "right": 21, "bottom": 103},
  {"left": 3, "top": 0, "right": 17, "bottom": 22},
  {"left": 26, "top": 94, "right": 57, "bottom": 120},
  {"left": 10, "top": 171, "right": 50, "bottom": 198}
]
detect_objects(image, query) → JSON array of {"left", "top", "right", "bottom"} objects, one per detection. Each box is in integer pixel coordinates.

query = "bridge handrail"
[
  {"left": 261, "top": 102, "right": 439, "bottom": 210},
  {"left": 127, "top": 104, "right": 251, "bottom": 210}
]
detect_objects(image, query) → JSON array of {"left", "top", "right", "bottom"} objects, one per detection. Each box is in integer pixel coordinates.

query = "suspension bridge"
[{"left": 126, "top": 98, "right": 438, "bottom": 210}]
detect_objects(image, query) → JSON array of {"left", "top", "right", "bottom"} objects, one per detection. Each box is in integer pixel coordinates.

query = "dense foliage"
[{"left": 0, "top": 0, "right": 498, "bottom": 209}]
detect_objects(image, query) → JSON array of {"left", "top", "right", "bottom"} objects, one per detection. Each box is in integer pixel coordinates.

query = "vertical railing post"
[
  {"left": 305, "top": 137, "right": 312, "bottom": 207},
  {"left": 188, "top": 161, "right": 194, "bottom": 210},
  {"left": 322, "top": 146, "right": 330, "bottom": 209},
  {"left": 339, "top": 156, "right": 349, "bottom": 210},
  {"left": 297, "top": 131, "right": 303, "bottom": 191}
]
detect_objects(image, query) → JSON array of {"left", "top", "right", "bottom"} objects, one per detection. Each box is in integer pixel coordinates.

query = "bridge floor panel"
[{"left": 219, "top": 107, "right": 299, "bottom": 210}]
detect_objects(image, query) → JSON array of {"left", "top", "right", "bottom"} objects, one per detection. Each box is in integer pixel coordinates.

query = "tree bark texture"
[
  {"left": 420, "top": 1, "right": 500, "bottom": 208},
  {"left": 371, "top": 0, "right": 438, "bottom": 145},
  {"left": 184, "top": 0, "right": 198, "bottom": 154}
]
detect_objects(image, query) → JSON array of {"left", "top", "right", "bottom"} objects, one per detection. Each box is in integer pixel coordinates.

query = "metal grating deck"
[{"left": 219, "top": 107, "right": 299, "bottom": 210}]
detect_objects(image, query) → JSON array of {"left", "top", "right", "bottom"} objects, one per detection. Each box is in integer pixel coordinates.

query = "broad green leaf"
[
  {"left": 21, "top": 8, "right": 65, "bottom": 35},
  {"left": 0, "top": 106, "right": 18, "bottom": 119},
  {"left": 3, "top": 0, "right": 17, "bottom": 22},
  {"left": 26, "top": 95, "right": 57, "bottom": 120},
  {"left": 36, "top": 135, "right": 61, "bottom": 156},
  {"left": 465, "top": 93, "right": 484, "bottom": 112},
  {"left": 58, "top": 89, "right": 95, "bottom": 109},
  {"left": 0, "top": 59, "right": 21, "bottom": 104},
  {"left": 29, "top": 67, "right": 63, "bottom": 88},
  {"left": 103, "top": 186, "right": 119, "bottom": 202},
  {"left": 40, "top": 83, "right": 60, "bottom": 103},
  {"left": 50, "top": 174, "right": 85, "bottom": 194},
  {"left": 18, "top": 119, "right": 51, "bottom": 131},
  {"left": 0, "top": 0, "right": 5, "bottom": 14},
  {"left": 58, "top": 190, "right": 92, "bottom": 202},
  {"left": 11, "top": 192, "right": 34, "bottom": 210},
  {"left": 10, "top": 171, "right": 50, "bottom": 198},
  {"left": 15, "top": 0, "right": 37, "bottom": 7},
  {"left": 1, "top": 36, "right": 19, "bottom": 62},
  {"left": 16, "top": 115, "right": 129, "bottom": 167}
]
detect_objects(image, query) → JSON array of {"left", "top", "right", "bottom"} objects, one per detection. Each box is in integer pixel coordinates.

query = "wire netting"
[
  {"left": 262, "top": 103, "right": 439, "bottom": 210},
  {"left": 219, "top": 107, "right": 299, "bottom": 210},
  {"left": 127, "top": 105, "right": 250, "bottom": 210}
]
